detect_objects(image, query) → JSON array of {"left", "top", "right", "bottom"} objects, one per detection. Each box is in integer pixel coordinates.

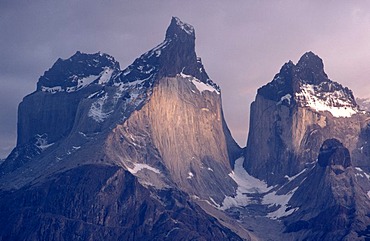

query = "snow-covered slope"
[
  {"left": 295, "top": 83, "right": 358, "bottom": 117},
  {"left": 259, "top": 52, "right": 359, "bottom": 118}
]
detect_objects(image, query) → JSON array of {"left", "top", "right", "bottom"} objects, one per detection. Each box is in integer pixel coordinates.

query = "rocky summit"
[
  {"left": 1, "top": 17, "right": 370, "bottom": 241},
  {"left": 245, "top": 51, "right": 368, "bottom": 185}
]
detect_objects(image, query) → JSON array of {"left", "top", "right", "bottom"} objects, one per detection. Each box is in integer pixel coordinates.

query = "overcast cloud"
[{"left": 1, "top": 0, "right": 370, "bottom": 158}]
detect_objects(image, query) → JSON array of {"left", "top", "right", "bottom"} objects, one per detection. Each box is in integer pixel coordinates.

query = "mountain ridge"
[
  {"left": 0, "top": 17, "right": 247, "bottom": 241},
  {"left": 1, "top": 17, "right": 370, "bottom": 241}
]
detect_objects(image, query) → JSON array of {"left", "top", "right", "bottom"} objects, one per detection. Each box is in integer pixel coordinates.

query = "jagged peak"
[
  {"left": 257, "top": 52, "right": 359, "bottom": 117},
  {"left": 37, "top": 51, "right": 120, "bottom": 93},
  {"left": 116, "top": 17, "right": 216, "bottom": 90},
  {"left": 297, "top": 51, "right": 323, "bottom": 68},
  {"left": 296, "top": 51, "right": 328, "bottom": 85},
  {"left": 165, "top": 16, "right": 195, "bottom": 41},
  {"left": 277, "top": 60, "right": 295, "bottom": 77},
  {"left": 37, "top": 18, "right": 218, "bottom": 98},
  {"left": 63, "top": 51, "right": 118, "bottom": 64}
]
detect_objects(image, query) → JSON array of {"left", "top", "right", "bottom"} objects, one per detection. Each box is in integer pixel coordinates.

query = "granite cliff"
[
  {"left": 0, "top": 17, "right": 245, "bottom": 241},
  {"left": 245, "top": 52, "right": 370, "bottom": 185},
  {"left": 240, "top": 52, "right": 370, "bottom": 240}
]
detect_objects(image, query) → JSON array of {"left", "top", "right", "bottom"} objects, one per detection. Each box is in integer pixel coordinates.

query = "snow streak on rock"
[
  {"left": 88, "top": 93, "right": 112, "bottom": 122},
  {"left": 296, "top": 83, "right": 358, "bottom": 117},
  {"left": 262, "top": 188, "right": 299, "bottom": 219},
  {"left": 127, "top": 163, "right": 161, "bottom": 174},
  {"left": 179, "top": 72, "right": 220, "bottom": 94}
]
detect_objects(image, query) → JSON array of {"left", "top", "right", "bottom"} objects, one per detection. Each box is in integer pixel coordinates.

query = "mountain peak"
[
  {"left": 37, "top": 51, "right": 120, "bottom": 93},
  {"left": 115, "top": 17, "right": 216, "bottom": 90},
  {"left": 297, "top": 51, "right": 322, "bottom": 67},
  {"left": 165, "top": 17, "right": 195, "bottom": 41},
  {"left": 296, "top": 51, "right": 328, "bottom": 85},
  {"left": 257, "top": 52, "right": 358, "bottom": 117}
]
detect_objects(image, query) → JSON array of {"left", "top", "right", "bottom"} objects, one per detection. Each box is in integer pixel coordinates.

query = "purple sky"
[{"left": 1, "top": 0, "right": 370, "bottom": 158}]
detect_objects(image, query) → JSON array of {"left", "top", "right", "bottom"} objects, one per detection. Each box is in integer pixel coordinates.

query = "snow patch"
[
  {"left": 367, "top": 191, "right": 370, "bottom": 199},
  {"left": 284, "top": 168, "right": 306, "bottom": 182},
  {"left": 127, "top": 163, "right": 161, "bottom": 174},
  {"left": 41, "top": 86, "right": 62, "bottom": 93},
  {"left": 262, "top": 187, "right": 299, "bottom": 219},
  {"left": 98, "top": 67, "right": 114, "bottom": 84},
  {"left": 35, "top": 134, "right": 54, "bottom": 150},
  {"left": 191, "top": 79, "right": 220, "bottom": 94},
  {"left": 209, "top": 197, "right": 220, "bottom": 208},
  {"left": 173, "top": 17, "right": 194, "bottom": 35},
  {"left": 41, "top": 68, "right": 113, "bottom": 93},
  {"left": 187, "top": 172, "right": 194, "bottom": 179},
  {"left": 179, "top": 72, "right": 220, "bottom": 94},
  {"left": 355, "top": 167, "right": 370, "bottom": 180},
  {"left": 38, "top": 142, "right": 54, "bottom": 150},
  {"left": 220, "top": 157, "right": 271, "bottom": 210},
  {"left": 88, "top": 93, "right": 113, "bottom": 122},
  {"left": 77, "top": 75, "right": 98, "bottom": 88},
  {"left": 295, "top": 84, "right": 358, "bottom": 117},
  {"left": 278, "top": 94, "right": 292, "bottom": 105}
]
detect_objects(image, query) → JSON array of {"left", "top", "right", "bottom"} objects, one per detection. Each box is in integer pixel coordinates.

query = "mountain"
[
  {"left": 284, "top": 138, "right": 370, "bottom": 240},
  {"left": 240, "top": 52, "right": 370, "bottom": 240},
  {"left": 0, "top": 17, "right": 245, "bottom": 241},
  {"left": 245, "top": 51, "right": 369, "bottom": 185},
  {"left": 1, "top": 17, "right": 370, "bottom": 241}
]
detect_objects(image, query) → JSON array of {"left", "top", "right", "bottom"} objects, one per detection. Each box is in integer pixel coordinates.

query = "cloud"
[{"left": 1, "top": 0, "right": 370, "bottom": 157}]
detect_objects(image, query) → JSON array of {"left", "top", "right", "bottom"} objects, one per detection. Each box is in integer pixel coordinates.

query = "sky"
[{"left": 1, "top": 0, "right": 370, "bottom": 158}]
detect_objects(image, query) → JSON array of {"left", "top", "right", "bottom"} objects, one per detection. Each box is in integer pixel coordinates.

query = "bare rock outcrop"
[
  {"left": 245, "top": 52, "right": 370, "bottom": 185},
  {"left": 108, "top": 75, "right": 238, "bottom": 203}
]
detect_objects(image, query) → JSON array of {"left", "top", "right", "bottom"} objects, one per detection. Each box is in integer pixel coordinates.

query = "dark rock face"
[
  {"left": 115, "top": 17, "right": 218, "bottom": 92},
  {"left": 352, "top": 122, "right": 370, "bottom": 173},
  {"left": 37, "top": 51, "right": 120, "bottom": 91},
  {"left": 0, "top": 165, "right": 242, "bottom": 241},
  {"left": 0, "top": 140, "right": 41, "bottom": 173},
  {"left": 295, "top": 51, "right": 328, "bottom": 85},
  {"left": 284, "top": 139, "right": 370, "bottom": 241},
  {"left": 318, "top": 138, "right": 351, "bottom": 169}
]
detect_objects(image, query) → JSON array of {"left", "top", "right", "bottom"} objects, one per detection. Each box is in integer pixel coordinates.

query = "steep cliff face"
[
  {"left": 107, "top": 75, "right": 238, "bottom": 203},
  {"left": 0, "top": 17, "right": 244, "bottom": 240},
  {"left": 19, "top": 52, "right": 121, "bottom": 146},
  {"left": 239, "top": 53, "right": 370, "bottom": 240},
  {"left": 245, "top": 52, "right": 370, "bottom": 185}
]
